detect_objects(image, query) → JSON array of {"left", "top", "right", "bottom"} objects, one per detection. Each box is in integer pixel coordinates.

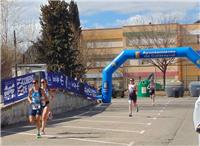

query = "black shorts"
[
  {"left": 150, "top": 89, "right": 155, "bottom": 95},
  {"left": 41, "top": 101, "right": 50, "bottom": 109},
  {"left": 129, "top": 93, "right": 137, "bottom": 103},
  {"left": 28, "top": 104, "right": 42, "bottom": 116}
]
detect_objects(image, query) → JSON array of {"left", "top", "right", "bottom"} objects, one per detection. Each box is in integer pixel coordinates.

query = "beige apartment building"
[{"left": 81, "top": 23, "right": 200, "bottom": 89}]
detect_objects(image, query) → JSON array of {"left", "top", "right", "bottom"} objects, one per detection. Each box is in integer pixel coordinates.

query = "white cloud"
[
  {"left": 76, "top": 1, "right": 199, "bottom": 16},
  {"left": 71, "top": 0, "right": 199, "bottom": 2},
  {"left": 93, "top": 23, "right": 105, "bottom": 29},
  {"left": 10, "top": 0, "right": 199, "bottom": 29},
  {"left": 116, "top": 11, "right": 187, "bottom": 26},
  {"left": 116, "top": 15, "right": 146, "bottom": 26}
]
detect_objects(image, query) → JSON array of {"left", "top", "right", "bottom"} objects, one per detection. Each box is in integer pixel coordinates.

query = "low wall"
[{"left": 1, "top": 91, "right": 96, "bottom": 127}]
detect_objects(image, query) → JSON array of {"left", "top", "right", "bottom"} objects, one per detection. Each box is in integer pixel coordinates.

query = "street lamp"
[{"left": 14, "top": 30, "right": 17, "bottom": 77}]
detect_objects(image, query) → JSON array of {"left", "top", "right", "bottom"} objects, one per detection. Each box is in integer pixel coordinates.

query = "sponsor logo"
[
  {"left": 135, "top": 52, "right": 141, "bottom": 58},
  {"left": 197, "top": 59, "right": 200, "bottom": 64},
  {"left": 111, "top": 62, "right": 116, "bottom": 67}
]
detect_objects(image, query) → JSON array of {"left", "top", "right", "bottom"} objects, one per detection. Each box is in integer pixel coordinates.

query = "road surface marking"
[
  {"left": 1, "top": 130, "right": 128, "bottom": 146},
  {"left": 77, "top": 119, "right": 151, "bottom": 126},
  {"left": 127, "top": 141, "right": 135, "bottom": 146},
  {"left": 61, "top": 125, "right": 145, "bottom": 134},
  {"left": 140, "top": 130, "right": 145, "bottom": 134}
]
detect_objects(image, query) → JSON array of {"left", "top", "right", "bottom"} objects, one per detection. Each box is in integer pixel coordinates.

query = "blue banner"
[
  {"left": 1, "top": 78, "right": 17, "bottom": 104},
  {"left": 16, "top": 73, "right": 35, "bottom": 100},
  {"left": 65, "top": 77, "right": 97, "bottom": 99},
  {"left": 1, "top": 73, "right": 35, "bottom": 104},
  {"left": 84, "top": 83, "right": 97, "bottom": 99},
  {"left": 46, "top": 72, "right": 97, "bottom": 99},
  {"left": 47, "top": 72, "right": 65, "bottom": 89},
  {"left": 1, "top": 71, "right": 97, "bottom": 105},
  {"left": 141, "top": 50, "right": 176, "bottom": 58}
]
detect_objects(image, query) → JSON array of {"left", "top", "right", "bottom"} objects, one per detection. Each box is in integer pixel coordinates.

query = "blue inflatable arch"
[{"left": 102, "top": 47, "right": 200, "bottom": 103}]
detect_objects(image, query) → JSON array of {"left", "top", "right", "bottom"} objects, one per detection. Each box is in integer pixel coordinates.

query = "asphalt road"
[{"left": 1, "top": 96, "right": 199, "bottom": 146}]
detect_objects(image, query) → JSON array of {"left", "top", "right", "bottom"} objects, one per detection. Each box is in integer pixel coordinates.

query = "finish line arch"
[{"left": 101, "top": 47, "right": 200, "bottom": 103}]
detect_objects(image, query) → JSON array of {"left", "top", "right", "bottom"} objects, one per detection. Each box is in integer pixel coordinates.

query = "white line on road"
[
  {"left": 2, "top": 130, "right": 129, "bottom": 146},
  {"left": 61, "top": 125, "right": 145, "bottom": 134},
  {"left": 147, "top": 122, "right": 152, "bottom": 125},
  {"left": 77, "top": 119, "right": 151, "bottom": 126},
  {"left": 127, "top": 141, "right": 135, "bottom": 146},
  {"left": 83, "top": 115, "right": 154, "bottom": 119},
  {"left": 68, "top": 137, "right": 129, "bottom": 146},
  {"left": 140, "top": 130, "right": 145, "bottom": 134}
]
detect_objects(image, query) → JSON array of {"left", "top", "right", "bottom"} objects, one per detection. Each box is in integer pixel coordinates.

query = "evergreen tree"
[
  {"left": 69, "top": 0, "right": 86, "bottom": 78},
  {"left": 33, "top": 0, "right": 84, "bottom": 77}
]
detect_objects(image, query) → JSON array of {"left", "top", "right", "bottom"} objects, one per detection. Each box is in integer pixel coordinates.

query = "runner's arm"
[
  {"left": 41, "top": 89, "right": 49, "bottom": 102},
  {"left": 49, "top": 89, "right": 55, "bottom": 101},
  {"left": 28, "top": 89, "right": 32, "bottom": 104}
]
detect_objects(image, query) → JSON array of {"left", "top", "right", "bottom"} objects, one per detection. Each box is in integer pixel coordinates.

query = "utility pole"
[{"left": 14, "top": 30, "right": 17, "bottom": 77}]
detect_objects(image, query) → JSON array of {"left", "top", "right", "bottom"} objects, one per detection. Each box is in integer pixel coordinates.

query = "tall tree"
[
  {"left": 69, "top": 0, "right": 85, "bottom": 78},
  {"left": 33, "top": 0, "right": 83, "bottom": 77},
  {"left": 125, "top": 17, "right": 179, "bottom": 89}
]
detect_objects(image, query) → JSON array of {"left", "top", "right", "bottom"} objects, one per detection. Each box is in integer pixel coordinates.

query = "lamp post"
[{"left": 14, "top": 30, "right": 17, "bottom": 77}]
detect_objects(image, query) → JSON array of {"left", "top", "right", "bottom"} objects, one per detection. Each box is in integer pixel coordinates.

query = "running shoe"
[
  {"left": 136, "top": 106, "right": 139, "bottom": 112},
  {"left": 36, "top": 133, "right": 41, "bottom": 139},
  {"left": 41, "top": 130, "right": 46, "bottom": 135}
]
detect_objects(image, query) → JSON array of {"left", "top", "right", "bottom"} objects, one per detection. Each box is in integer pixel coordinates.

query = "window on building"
[
  {"left": 86, "top": 40, "right": 123, "bottom": 48},
  {"left": 126, "top": 36, "right": 176, "bottom": 47}
]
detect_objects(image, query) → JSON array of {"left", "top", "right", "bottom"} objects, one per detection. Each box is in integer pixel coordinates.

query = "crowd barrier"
[{"left": 1, "top": 72, "right": 97, "bottom": 105}]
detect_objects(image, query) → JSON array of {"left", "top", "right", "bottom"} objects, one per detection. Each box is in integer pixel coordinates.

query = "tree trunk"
[{"left": 162, "top": 70, "right": 166, "bottom": 90}]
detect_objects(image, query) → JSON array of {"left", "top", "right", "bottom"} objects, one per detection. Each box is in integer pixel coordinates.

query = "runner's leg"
[
  {"left": 41, "top": 106, "right": 49, "bottom": 134},
  {"left": 128, "top": 100, "right": 132, "bottom": 116},
  {"left": 36, "top": 114, "right": 41, "bottom": 138}
]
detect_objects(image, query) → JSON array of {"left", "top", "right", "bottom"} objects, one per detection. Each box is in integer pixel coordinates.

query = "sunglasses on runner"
[
  {"left": 32, "top": 80, "right": 38, "bottom": 84},
  {"left": 41, "top": 79, "right": 46, "bottom": 83}
]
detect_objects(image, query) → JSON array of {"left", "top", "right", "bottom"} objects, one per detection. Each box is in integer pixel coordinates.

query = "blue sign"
[
  {"left": 141, "top": 50, "right": 176, "bottom": 58},
  {"left": 47, "top": 72, "right": 65, "bottom": 89},
  {"left": 1, "top": 71, "right": 97, "bottom": 105},
  {"left": 84, "top": 84, "right": 97, "bottom": 99},
  {"left": 16, "top": 73, "right": 35, "bottom": 99},
  {"left": 1, "top": 78, "right": 17, "bottom": 104},
  {"left": 1, "top": 73, "right": 35, "bottom": 104},
  {"left": 65, "top": 77, "right": 80, "bottom": 93}
]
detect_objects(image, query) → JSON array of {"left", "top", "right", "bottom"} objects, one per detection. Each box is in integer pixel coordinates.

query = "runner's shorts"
[{"left": 28, "top": 103, "right": 42, "bottom": 116}]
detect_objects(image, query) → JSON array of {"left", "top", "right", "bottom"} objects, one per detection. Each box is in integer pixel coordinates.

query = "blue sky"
[{"left": 12, "top": 0, "right": 200, "bottom": 29}]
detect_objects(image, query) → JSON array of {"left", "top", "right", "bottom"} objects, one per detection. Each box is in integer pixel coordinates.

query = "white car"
[{"left": 193, "top": 95, "right": 200, "bottom": 146}]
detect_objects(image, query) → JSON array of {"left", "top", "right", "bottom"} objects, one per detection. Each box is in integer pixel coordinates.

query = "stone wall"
[{"left": 1, "top": 91, "right": 96, "bottom": 127}]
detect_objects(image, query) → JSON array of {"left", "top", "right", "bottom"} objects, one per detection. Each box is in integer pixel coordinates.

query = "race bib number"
[{"left": 32, "top": 103, "right": 41, "bottom": 110}]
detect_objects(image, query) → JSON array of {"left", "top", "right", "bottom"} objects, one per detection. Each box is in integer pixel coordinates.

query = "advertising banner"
[{"left": 1, "top": 72, "right": 97, "bottom": 105}]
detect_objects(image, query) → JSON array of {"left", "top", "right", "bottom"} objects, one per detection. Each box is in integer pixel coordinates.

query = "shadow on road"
[{"left": 1, "top": 103, "right": 111, "bottom": 137}]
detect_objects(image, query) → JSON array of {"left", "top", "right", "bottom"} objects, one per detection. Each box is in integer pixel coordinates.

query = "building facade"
[{"left": 81, "top": 23, "right": 200, "bottom": 90}]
